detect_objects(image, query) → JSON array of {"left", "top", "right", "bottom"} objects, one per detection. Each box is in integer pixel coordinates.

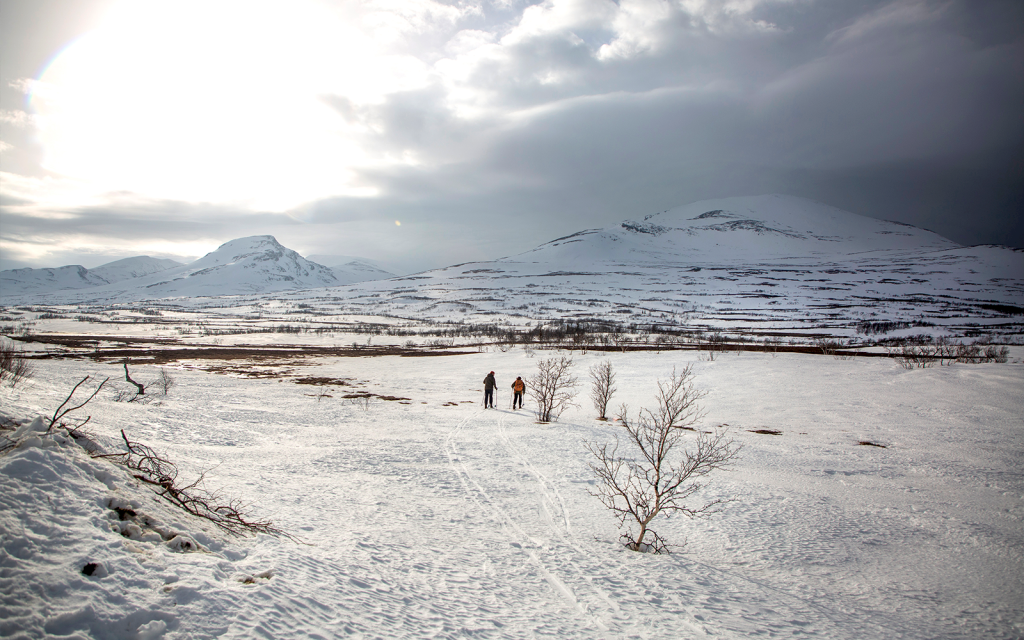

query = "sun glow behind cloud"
[
  {"left": 21, "top": 0, "right": 784, "bottom": 215},
  {"left": 27, "top": 0, "right": 443, "bottom": 211}
]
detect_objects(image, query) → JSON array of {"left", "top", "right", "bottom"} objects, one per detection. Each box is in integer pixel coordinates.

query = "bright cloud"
[
  {"left": 15, "top": 0, "right": 795, "bottom": 215},
  {"left": 26, "top": 0, "right": 437, "bottom": 211}
]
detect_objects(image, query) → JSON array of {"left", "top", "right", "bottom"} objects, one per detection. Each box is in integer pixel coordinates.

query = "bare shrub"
[
  {"left": 609, "top": 333, "right": 630, "bottom": 353},
  {"left": 589, "top": 360, "right": 617, "bottom": 421},
  {"left": 696, "top": 331, "right": 725, "bottom": 361},
  {"left": 815, "top": 337, "right": 841, "bottom": 357},
  {"left": 0, "top": 338, "right": 34, "bottom": 388},
  {"left": 888, "top": 345, "right": 935, "bottom": 369},
  {"left": 984, "top": 345, "right": 1010, "bottom": 363},
  {"left": 527, "top": 355, "right": 578, "bottom": 423},
  {"left": 587, "top": 366, "right": 739, "bottom": 553},
  {"left": 156, "top": 368, "right": 176, "bottom": 395},
  {"left": 889, "top": 342, "right": 1009, "bottom": 369}
]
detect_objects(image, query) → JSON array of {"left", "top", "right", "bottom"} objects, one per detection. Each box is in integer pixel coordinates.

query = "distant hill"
[
  {"left": 306, "top": 254, "right": 396, "bottom": 284},
  {"left": 89, "top": 257, "right": 185, "bottom": 284},
  {"left": 0, "top": 240, "right": 403, "bottom": 303},
  {"left": 324, "top": 194, "right": 1023, "bottom": 337},
  {"left": 1, "top": 256, "right": 182, "bottom": 296},
  {"left": 0, "top": 236, "right": 338, "bottom": 302}
]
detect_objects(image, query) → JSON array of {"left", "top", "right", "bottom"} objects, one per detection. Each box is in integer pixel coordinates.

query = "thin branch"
[{"left": 47, "top": 376, "right": 109, "bottom": 434}]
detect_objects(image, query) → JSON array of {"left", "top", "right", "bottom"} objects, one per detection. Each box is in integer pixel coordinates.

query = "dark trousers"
[
  {"left": 484, "top": 388, "right": 494, "bottom": 408},
  {"left": 513, "top": 391, "right": 523, "bottom": 409}
]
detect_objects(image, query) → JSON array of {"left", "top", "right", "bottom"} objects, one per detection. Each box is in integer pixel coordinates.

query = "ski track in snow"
[
  {"left": 445, "top": 412, "right": 587, "bottom": 624},
  {"left": 441, "top": 406, "right": 938, "bottom": 639}
]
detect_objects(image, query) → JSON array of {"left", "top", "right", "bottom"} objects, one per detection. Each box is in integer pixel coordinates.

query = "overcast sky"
[{"left": 1, "top": 0, "right": 1021, "bottom": 274}]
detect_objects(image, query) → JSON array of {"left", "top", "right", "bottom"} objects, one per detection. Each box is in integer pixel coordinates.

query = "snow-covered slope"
[
  {"left": 523, "top": 194, "right": 957, "bottom": 265},
  {"left": 317, "top": 195, "right": 1023, "bottom": 336},
  {"left": 307, "top": 254, "right": 396, "bottom": 285},
  {"left": 89, "top": 256, "right": 183, "bottom": 284},
  {"left": 2, "top": 349, "right": 1022, "bottom": 638},
  {"left": 0, "top": 256, "right": 182, "bottom": 296},
  {"left": 1, "top": 265, "right": 110, "bottom": 295},
  {"left": 330, "top": 260, "right": 395, "bottom": 285}
]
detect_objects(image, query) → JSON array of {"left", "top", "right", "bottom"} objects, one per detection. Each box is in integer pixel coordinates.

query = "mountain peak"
[{"left": 216, "top": 235, "right": 281, "bottom": 249}]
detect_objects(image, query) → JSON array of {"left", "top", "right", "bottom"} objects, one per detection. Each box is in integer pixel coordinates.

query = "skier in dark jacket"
[
  {"left": 511, "top": 376, "right": 525, "bottom": 410},
  {"left": 483, "top": 371, "right": 496, "bottom": 408}
]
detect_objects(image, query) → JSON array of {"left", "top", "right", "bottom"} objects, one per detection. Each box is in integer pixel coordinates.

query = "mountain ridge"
[
  {"left": 0, "top": 256, "right": 183, "bottom": 296},
  {"left": 2, "top": 196, "right": 1021, "bottom": 343}
]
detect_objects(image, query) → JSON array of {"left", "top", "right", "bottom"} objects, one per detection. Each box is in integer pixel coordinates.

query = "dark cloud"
[
  {"left": 350, "top": 0, "right": 1024, "bottom": 251},
  {"left": 782, "top": 143, "right": 1024, "bottom": 247}
]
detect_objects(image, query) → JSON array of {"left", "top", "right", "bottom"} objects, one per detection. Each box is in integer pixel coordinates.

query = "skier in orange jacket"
[{"left": 511, "top": 376, "right": 525, "bottom": 410}]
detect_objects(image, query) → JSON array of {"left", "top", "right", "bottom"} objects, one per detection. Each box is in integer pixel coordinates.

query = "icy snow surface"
[{"left": 2, "top": 347, "right": 1022, "bottom": 639}]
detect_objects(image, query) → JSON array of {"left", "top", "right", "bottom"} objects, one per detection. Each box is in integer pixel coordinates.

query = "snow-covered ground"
[{"left": 2, "top": 340, "right": 1021, "bottom": 639}]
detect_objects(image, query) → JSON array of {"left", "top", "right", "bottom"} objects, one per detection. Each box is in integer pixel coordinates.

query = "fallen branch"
[
  {"left": 98, "top": 429, "right": 297, "bottom": 540},
  {"left": 123, "top": 358, "right": 145, "bottom": 395},
  {"left": 41, "top": 377, "right": 296, "bottom": 542}
]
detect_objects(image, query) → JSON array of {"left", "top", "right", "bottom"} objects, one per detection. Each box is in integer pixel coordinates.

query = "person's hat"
[
  {"left": 516, "top": 376, "right": 521, "bottom": 379},
  {"left": 490, "top": 371, "right": 494, "bottom": 374}
]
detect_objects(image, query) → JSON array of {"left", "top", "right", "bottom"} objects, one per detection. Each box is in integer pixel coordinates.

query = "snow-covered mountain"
[
  {"left": 100, "top": 236, "right": 339, "bottom": 299},
  {"left": 306, "top": 254, "right": 396, "bottom": 284},
  {"left": 319, "top": 195, "right": 1022, "bottom": 337},
  {"left": 522, "top": 194, "right": 957, "bottom": 264},
  {"left": 89, "top": 256, "right": 184, "bottom": 284},
  {"left": 0, "top": 236, "right": 338, "bottom": 302},
  {"left": 0, "top": 242, "right": 399, "bottom": 302},
  {"left": 1, "top": 256, "right": 182, "bottom": 296},
  {"left": 3, "top": 196, "right": 1021, "bottom": 341}
]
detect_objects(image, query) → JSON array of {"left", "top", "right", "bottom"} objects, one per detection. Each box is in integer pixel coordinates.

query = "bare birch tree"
[
  {"left": 587, "top": 365, "right": 739, "bottom": 553},
  {"left": 527, "top": 355, "right": 578, "bottom": 423},
  {"left": 589, "top": 360, "right": 617, "bottom": 421}
]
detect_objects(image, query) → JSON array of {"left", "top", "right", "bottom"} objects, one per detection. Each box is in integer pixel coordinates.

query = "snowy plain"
[{"left": 2, "top": 337, "right": 1022, "bottom": 639}]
